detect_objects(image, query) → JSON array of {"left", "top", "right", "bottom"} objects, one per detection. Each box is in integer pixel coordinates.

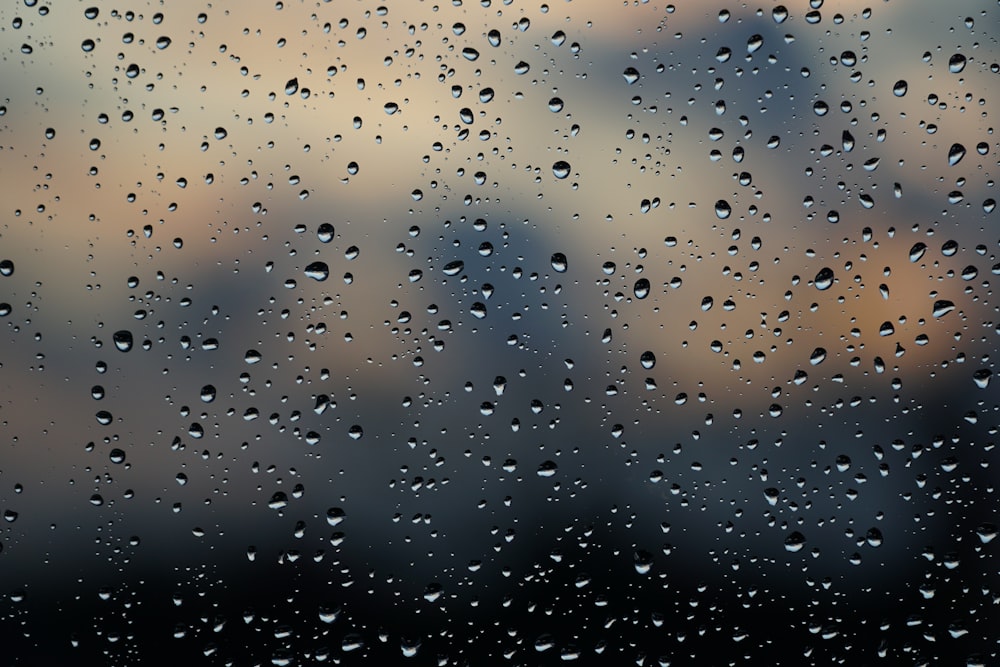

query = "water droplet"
[
  {"left": 547, "top": 97, "right": 564, "bottom": 113},
  {"left": 633, "top": 550, "right": 654, "bottom": 574},
  {"left": 784, "top": 531, "right": 806, "bottom": 552},
  {"left": 348, "top": 425, "right": 364, "bottom": 440},
  {"left": 948, "top": 143, "right": 966, "bottom": 166},
  {"left": 442, "top": 260, "right": 465, "bottom": 276},
  {"left": 714, "top": 200, "right": 732, "bottom": 219},
  {"left": 975, "top": 522, "right": 997, "bottom": 543},
  {"left": 304, "top": 262, "right": 329, "bottom": 281},
  {"left": 0, "top": 260, "right": 13, "bottom": 277},
  {"left": 640, "top": 351, "right": 656, "bottom": 369},
  {"left": 384, "top": 102, "right": 399, "bottom": 115},
  {"left": 622, "top": 67, "right": 640, "bottom": 84},
  {"left": 156, "top": 36, "right": 171, "bottom": 49},
  {"left": 973, "top": 369, "right": 992, "bottom": 389},
  {"left": 948, "top": 53, "right": 967, "bottom": 73},
  {"left": 326, "top": 507, "right": 346, "bottom": 526},
  {"left": 909, "top": 242, "right": 927, "bottom": 262},
  {"left": 268, "top": 492, "right": 288, "bottom": 510},
  {"left": 462, "top": 47, "right": 479, "bottom": 61},
  {"left": 284, "top": 78, "right": 298, "bottom": 95},
  {"left": 550, "top": 252, "right": 567, "bottom": 273},
  {"left": 932, "top": 300, "right": 955, "bottom": 318},
  {"left": 341, "top": 635, "right": 364, "bottom": 651},
  {"left": 537, "top": 460, "right": 558, "bottom": 477},
  {"left": 865, "top": 527, "right": 884, "bottom": 547},
  {"left": 814, "top": 267, "right": 834, "bottom": 290},
  {"left": 200, "top": 385, "right": 216, "bottom": 402},
  {"left": 772, "top": 5, "right": 788, "bottom": 23},
  {"left": 633, "top": 278, "right": 650, "bottom": 299},
  {"left": 552, "top": 161, "right": 571, "bottom": 179},
  {"left": 113, "top": 330, "right": 134, "bottom": 352},
  {"left": 892, "top": 80, "right": 908, "bottom": 96},
  {"left": 470, "top": 302, "right": 487, "bottom": 319},
  {"left": 317, "top": 223, "right": 335, "bottom": 243}
]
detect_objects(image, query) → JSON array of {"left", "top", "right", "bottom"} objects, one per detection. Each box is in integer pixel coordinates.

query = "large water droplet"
[
  {"left": 714, "top": 200, "right": 732, "bottom": 219},
  {"left": 932, "top": 300, "right": 955, "bottom": 318},
  {"left": 814, "top": 267, "right": 834, "bottom": 290},
  {"left": 622, "top": 67, "right": 640, "bottom": 84},
  {"left": 973, "top": 369, "right": 992, "bottom": 389},
  {"left": 550, "top": 252, "right": 567, "bottom": 273},
  {"left": 442, "top": 260, "right": 464, "bottom": 276},
  {"left": 552, "top": 161, "right": 571, "bottom": 179},
  {"left": 537, "top": 460, "right": 558, "bottom": 477},
  {"left": 948, "top": 143, "right": 966, "bottom": 166},
  {"left": 317, "top": 223, "right": 335, "bottom": 243},
  {"left": 304, "top": 262, "right": 329, "bottom": 281},
  {"left": 113, "top": 330, "right": 134, "bottom": 352},
  {"left": 909, "top": 242, "right": 927, "bottom": 262},
  {"left": 892, "top": 80, "right": 908, "bottom": 97},
  {"left": 948, "top": 53, "right": 967, "bottom": 73},
  {"left": 784, "top": 531, "right": 806, "bottom": 552},
  {"left": 633, "top": 278, "right": 650, "bottom": 299}
]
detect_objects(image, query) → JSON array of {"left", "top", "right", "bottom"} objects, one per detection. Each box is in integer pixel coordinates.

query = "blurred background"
[{"left": 0, "top": 0, "right": 997, "bottom": 664}]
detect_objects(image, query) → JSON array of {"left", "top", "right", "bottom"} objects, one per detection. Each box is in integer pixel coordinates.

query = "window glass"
[{"left": 1, "top": 1, "right": 997, "bottom": 664}]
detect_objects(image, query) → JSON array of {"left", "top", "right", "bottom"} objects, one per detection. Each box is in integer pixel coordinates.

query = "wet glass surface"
[{"left": 0, "top": 1, "right": 998, "bottom": 664}]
